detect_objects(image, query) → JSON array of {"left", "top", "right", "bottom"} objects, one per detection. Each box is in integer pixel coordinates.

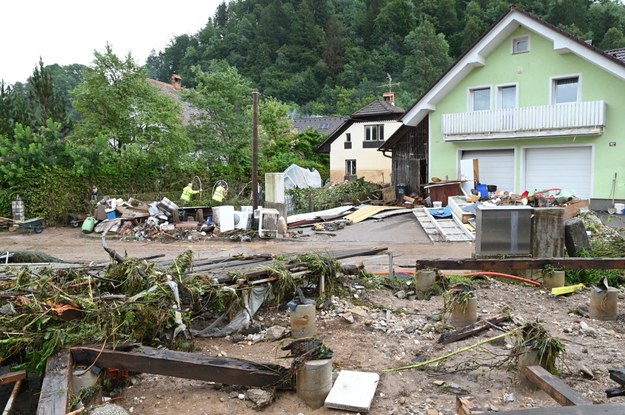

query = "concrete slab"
[{"left": 324, "top": 370, "right": 379, "bottom": 412}]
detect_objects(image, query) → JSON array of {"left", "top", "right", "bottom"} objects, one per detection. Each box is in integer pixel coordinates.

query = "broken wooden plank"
[
  {"left": 37, "top": 349, "right": 72, "bottom": 415},
  {"left": 71, "top": 345, "right": 293, "bottom": 390},
  {"left": 491, "top": 403, "right": 625, "bottom": 414},
  {"left": 0, "top": 370, "right": 26, "bottom": 385},
  {"left": 416, "top": 257, "right": 625, "bottom": 271},
  {"left": 438, "top": 313, "right": 511, "bottom": 344},
  {"left": 455, "top": 395, "right": 484, "bottom": 414},
  {"left": 524, "top": 365, "right": 591, "bottom": 406},
  {"left": 3, "top": 379, "right": 23, "bottom": 414}
]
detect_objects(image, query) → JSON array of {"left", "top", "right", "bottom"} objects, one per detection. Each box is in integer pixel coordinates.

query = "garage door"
[
  {"left": 524, "top": 146, "right": 592, "bottom": 199},
  {"left": 461, "top": 150, "right": 515, "bottom": 192}
]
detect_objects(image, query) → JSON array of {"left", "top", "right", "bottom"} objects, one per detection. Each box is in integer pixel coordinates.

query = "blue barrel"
[
  {"left": 476, "top": 184, "right": 488, "bottom": 200},
  {"left": 82, "top": 216, "right": 96, "bottom": 233}
]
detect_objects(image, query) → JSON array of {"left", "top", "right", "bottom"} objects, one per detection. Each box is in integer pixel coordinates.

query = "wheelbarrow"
[{"left": 0, "top": 216, "right": 44, "bottom": 233}]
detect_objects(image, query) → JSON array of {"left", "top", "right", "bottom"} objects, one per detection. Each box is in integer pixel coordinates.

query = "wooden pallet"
[{"left": 412, "top": 208, "right": 474, "bottom": 242}]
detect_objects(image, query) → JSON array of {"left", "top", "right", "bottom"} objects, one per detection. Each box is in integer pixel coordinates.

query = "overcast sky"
[{"left": 0, "top": 0, "right": 222, "bottom": 85}]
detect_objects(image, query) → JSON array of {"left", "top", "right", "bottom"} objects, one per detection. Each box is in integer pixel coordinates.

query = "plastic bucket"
[{"left": 615, "top": 203, "right": 625, "bottom": 214}]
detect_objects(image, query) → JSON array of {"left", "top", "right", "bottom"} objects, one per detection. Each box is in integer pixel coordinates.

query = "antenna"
[{"left": 378, "top": 73, "right": 400, "bottom": 93}]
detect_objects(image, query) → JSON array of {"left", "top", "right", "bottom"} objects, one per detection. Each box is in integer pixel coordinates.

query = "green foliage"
[
  {"left": 565, "top": 249, "right": 625, "bottom": 287},
  {"left": 71, "top": 45, "right": 192, "bottom": 170},
  {"left": 287, "top": 178, "right": 382, "bottom": 213}
]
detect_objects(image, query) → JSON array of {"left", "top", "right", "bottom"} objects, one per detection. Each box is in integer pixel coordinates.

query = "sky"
[{"left": 0, "top": 0, "right": 223, "bottom": 85}]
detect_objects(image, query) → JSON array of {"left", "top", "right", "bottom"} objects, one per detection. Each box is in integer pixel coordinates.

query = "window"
[
  {"left": 497, "top": 85, "right": 517, "bottom": 109},
  {"left": 470, "top": 87, "right": 491, "bottom": 111},
  {"left": 345, "top": 133, "right": 351, "bottom": 142},
  {"left": 512, "top": 36, "right": 529, "bottom": 54},
  {"left": 345, "top": 160, "right": 356, "bottom": 177},
  {"left": 553, "top": 76, "right": 579, "bottom": 104},
  {"left": 344, "top": 133, "right": 352, "bottom": 149},
  {"left": 364, "top": 124, "right": 384, "bottom": 141}
]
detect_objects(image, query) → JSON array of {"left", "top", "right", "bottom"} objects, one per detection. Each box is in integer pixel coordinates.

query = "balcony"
[{"left": 442, "top": 100, "right": 605, "bottom": 141}]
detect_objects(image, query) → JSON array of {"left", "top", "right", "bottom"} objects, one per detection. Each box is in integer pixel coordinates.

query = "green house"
[{"left": 382, "top": 7, "right": 625, "bottom": 209}]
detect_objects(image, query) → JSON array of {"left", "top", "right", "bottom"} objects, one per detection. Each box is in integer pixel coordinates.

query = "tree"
[
  {"left": 0, "top": 120, "right": 73, "bottom": 182},
  {"left": 27, "top": 59, "right": 72, "bottom": 135},
  {"left": 402, "top": 20, "right": 453, "bottom": 98},
  {"left": 600, "top": 27, "right": 625, "bottom": 50},
  {"left": 182, "top": 61, "right": 254, "bottom": 182},
  {"left": 70, "top": 45, "right": 191, "bottom": 169}
]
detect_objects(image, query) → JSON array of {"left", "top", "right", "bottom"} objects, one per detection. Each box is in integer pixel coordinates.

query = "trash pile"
[{"left": 83, "top": 196, "right": 239, "bottom": 241}]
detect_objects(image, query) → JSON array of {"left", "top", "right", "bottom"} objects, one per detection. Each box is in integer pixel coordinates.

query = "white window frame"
[
  {"left": 345, "top": 133, "right": 351, "bottom": 142},
  {"left": 550, "top": 74, "right": 581, "bottom": 104},
  {"left": 345, "top": 159, "right": 357, "bottom": 176},
  {"left": 364, "top": 124, "right": 384, "bottom": 141},
  {"left": 512, "top": 35, "right": 530, "bottom": 54},
  {"left": 496, "top": 83, "right": 518, "bottom": 109},
  {"left": 468, "top": 86, "right": 491, "bottom": 111}
]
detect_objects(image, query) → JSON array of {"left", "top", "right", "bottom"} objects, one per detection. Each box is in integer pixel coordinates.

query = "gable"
[{"left": 402, "top": 7, "right": 625, "bottom": 127}]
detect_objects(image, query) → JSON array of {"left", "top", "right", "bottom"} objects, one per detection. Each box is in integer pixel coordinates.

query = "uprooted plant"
[{"left": 508, "top": 319, "right": 566, "bottom": 375}]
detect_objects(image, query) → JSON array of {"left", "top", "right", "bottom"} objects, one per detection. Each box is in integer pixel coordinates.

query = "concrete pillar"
[
  {"left": 531, "top": 208, "right": 565, "bottom": 258},
  {"left": 564, "top": 217, "right": 591, "bottom": 257},
  {"left": 265, "top": 173, "right": 287, "bottom": 219}
]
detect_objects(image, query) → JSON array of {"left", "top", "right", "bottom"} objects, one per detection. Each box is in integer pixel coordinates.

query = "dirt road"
[{"left": 0, "top": 213, "right": 475, "bottom": 267}]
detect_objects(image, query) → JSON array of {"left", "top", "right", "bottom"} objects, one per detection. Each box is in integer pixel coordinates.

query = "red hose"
[{"left": 440, "top": 271, "right": 542, "bottom": 287}]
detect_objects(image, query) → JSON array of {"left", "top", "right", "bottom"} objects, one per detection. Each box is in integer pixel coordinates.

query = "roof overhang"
[{"left": 401, "top": 8, "right": 625, "bottom": 127}]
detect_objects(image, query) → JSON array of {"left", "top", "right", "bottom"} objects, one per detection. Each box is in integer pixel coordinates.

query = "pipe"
[{"left": 441, "top": 271, "right": 542, "bottom": 287}]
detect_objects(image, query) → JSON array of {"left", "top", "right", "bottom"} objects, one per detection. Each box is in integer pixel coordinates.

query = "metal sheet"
[{"left": 475, "top": 205, "right": 532, "bottom": 256}]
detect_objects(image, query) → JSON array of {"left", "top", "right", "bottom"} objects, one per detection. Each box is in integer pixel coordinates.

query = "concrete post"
[
  {"left": 531, "top": 208, "right": 565, "bottom": 258},
  {"left": 264, "top": 173, "right": 287, "bottom": 220}
]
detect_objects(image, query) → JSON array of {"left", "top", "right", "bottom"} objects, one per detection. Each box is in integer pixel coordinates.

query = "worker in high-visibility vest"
[
  {"left": 212, "top": 183, "right": 227, "bottom": 205},
  {"left": 180, "top": 183, "right": 201, "bottom": 206}
]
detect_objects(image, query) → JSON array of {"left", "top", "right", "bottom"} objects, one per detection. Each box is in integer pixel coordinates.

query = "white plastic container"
[{"left": 615, "top": 203, "right": 625, "bottom": 214}]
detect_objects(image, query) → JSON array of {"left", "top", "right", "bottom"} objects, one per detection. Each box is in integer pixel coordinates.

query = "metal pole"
[
  {"left": 252, "top": 90, "right": 259, "bottom": 211},
  {"left": 388, "top": 251, "right": 394, "bottom": 279}
]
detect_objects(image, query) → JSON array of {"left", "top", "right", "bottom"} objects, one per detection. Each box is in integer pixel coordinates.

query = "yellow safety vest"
[
  {"left": 212, "top": 185, "right": 226, "bottom": 202},
  {"left": 180, "top": 186, "right": 198, "bottom": 202}
]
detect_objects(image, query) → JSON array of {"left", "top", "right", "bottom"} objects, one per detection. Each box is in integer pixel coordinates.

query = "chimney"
[
  {"left": 383, "top": 91, "right": 395, "bottom": 106},
  {"left": 170, "top": 73, "right": 182, "bottom": 90}
]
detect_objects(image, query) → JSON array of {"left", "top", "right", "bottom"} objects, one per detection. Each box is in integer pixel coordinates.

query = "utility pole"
[{"left": 252, "top": 90, "right": 259, "bottom": 211}]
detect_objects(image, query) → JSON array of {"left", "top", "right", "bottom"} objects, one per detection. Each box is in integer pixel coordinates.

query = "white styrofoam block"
[{"left": 324, "top": 370, "right": 380, "bottom": 412}]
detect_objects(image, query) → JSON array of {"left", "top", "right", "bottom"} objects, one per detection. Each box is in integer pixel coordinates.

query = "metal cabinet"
[{"left": 475, "top": 205, "right": 533, "bottom": 256}]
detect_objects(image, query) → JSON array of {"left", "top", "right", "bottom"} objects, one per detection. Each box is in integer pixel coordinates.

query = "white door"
[
  {"left": 524, "top": 146, "right": 592, "bottom": 199},
  {"left": 461, "top": 150, "right": 515, "bottom": 192}
]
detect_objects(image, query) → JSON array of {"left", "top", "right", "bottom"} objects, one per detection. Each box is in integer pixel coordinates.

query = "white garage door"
[
  {"left": 524, "top": 146, "right": 592, "bottom": 199},
  {"left": 461, "top": 150, "right": 515, "bottom": 192}
]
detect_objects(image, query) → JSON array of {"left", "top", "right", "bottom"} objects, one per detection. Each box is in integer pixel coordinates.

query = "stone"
[
  {"left": 265, "top": 325, "right": 289, "bottom": 341},
  {"left": 341, "top": 312, "right": 355, "bottom": 324},
  {"left": 246, "top": 388, "right": 273, "bottom": 409},
  {"left": 395, "top": 290, "right": 407, "bottom": 299}
]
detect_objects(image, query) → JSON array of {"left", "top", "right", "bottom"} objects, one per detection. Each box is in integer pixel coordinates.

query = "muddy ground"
[{"left": 1, "top": 213, "right": 625, "bottom": 414}]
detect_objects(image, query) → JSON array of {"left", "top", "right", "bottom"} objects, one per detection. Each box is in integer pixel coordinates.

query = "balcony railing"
[{"left": 442, "top": 100, "right": 605, "bottom": 140}]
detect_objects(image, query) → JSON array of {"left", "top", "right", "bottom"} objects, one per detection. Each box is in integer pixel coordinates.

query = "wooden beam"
[
  {"left": 0, "top": 370, "right": 26, "bottom": 385},
  {"left": 71, "top": 345, "right": 294, "bottom": 390},
  {"left": 491, "top": 403, "right": 625, "bottom": 415},
  {"left": 524, "top": 366, "right": 591, "bottom": 406},
  {"left": 456, "top": 395, "right": 483, "bottom": 414},
  {"left": 37, "top": 349, "right": 72, "bottom": 415},
  {"left": 416, "top": 257, "right": 625, "bottom": 271},
  {"left": 438, "top": 313, "right": 511, "bottom": 344}
]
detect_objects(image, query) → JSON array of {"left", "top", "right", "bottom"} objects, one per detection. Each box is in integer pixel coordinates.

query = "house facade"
[
  {"left": 317, "top": 94, "right": 404, "bottom": 184},
  {"left": 394, "top": 7, "right": 625, "bottom": 208}
]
